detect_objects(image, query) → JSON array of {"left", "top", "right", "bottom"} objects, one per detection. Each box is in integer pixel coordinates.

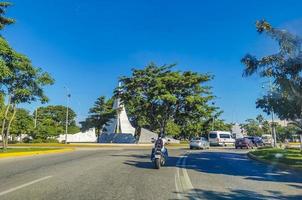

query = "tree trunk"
[
  {"left": 5, "top": 104, "right": 16, "bottom": 148},
  {"left": 159, "top": 124, "right": 164, "bottom": 137},
  {"left": 135, "top": 126, "right": 141, "bottom": 143},
  {"left": 1, "top": 96, "right": 11, "bottom": 151}
]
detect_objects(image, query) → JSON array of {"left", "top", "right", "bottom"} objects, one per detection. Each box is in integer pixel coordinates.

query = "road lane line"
[
  {"left": 175, "top": 155, "right": 184, "bottom": 199},
  {"left": 0, "top": 176, "right": 52, "bottom": 196},
  {"left": 181, "top": 154, "right": 194, "bottom": 190},
  {"left": 175, "top": 152, "right": 200, "bottom": 199}
]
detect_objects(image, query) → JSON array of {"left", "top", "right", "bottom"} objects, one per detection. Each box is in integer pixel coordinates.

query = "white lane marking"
[
  {"left": 175, "top": 152, "right": 200, "bottom": 199},
  {"left": 175, "top": 172, "right": 182, "bottom": 199},
  {"left": 0, "top": 176, "right": 52, "bottom": 196},
  {"left": 181, "top": 154, "right": 194, "bottom": 190}
]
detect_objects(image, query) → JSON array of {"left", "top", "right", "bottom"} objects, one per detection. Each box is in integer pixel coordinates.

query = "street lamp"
[
  {"left": 211, "top": 102, "right": 215, "bottom": 131},
  {"left": 64, "top": 87, "right": 71, "bottom": 144}
]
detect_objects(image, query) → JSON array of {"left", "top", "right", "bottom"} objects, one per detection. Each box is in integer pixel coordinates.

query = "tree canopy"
[
  {"left": 118, "top": 63, "right": 227, "bottom": 139},
  {"left": 0, "top": 2, "right": 54, "bottom": 149},
  {"left": 80, "top": 96, "right": 115, "bottom": 136},
  {"left": 240, "top": 115, "right": 271, "bottom": 136},
  {"left": 32, "top": 105, "right": 79, "bottom": 140},
  {"left": 242, "top": 20, "right": 302, "bottom": 131}
]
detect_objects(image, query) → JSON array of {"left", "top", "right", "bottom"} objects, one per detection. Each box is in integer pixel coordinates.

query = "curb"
[
  {"left": 10, "top": 143, "right": 154, "bottom": 148},
  {"left": 0, "top": 148, "right": 75, "bottom": 159},
  {"left": 247, "top": 152, "right": 302, "bottom": 173}
]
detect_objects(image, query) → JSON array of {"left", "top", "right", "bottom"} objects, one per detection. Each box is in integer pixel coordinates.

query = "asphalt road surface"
[{"left": 0, "top": 147, "right": 301, "bottom": 200}]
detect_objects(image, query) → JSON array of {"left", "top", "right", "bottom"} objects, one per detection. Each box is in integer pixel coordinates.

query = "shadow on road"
[
  {"left": 112, "top": 153, "right": 181, "bottom": 169},
  {"left": 116, "top": 150, "right": 302, "bottom": 185},
  {"left": 172, "top": 188, "right": 302, "bottom": 200},
  {"left": 185, "top": 151, "right": 302, "bottom": 184}
]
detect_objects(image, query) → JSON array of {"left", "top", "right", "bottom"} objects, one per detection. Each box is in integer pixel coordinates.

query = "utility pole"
[
  {"left": 64, "top": 87, "right": 71, "bottom": 144},
  {"left": 212, "top": 102, "right": 215, "bottom": 131}
]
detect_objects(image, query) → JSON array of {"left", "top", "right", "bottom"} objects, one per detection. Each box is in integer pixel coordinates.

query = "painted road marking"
[
  {"left": 0, "top": 176, "right": 52, "bottom": 196},
  {"left": 175, "top": 152, "right": 200, "bottom": 199}
]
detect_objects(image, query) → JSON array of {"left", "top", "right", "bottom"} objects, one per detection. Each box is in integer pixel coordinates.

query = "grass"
[
  {"left": 0, "top": 147, "right": 60, "bottom": 153},
  {"left": 251, "top": 148, "right": 302, "bottom": 169}
]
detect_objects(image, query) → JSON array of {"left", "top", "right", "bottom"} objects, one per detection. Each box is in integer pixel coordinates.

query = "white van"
[
  {"left": 208, "top": 131, "right": 235, "bottom": 146},
  {"left": 262, "top": 134, "right": 274, "bottom": 146}
]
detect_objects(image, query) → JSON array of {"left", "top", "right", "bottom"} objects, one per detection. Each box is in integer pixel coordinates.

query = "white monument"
[
  {"left": 57, "top": 128, "right": 97, "bottom": 143},
  {"left": 98, "top": 91, "right": 137, "bottom": 143}
]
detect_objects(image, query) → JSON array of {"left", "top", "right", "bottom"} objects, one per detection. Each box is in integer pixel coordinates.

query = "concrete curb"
[
  {"left": 10, "top": 143, "right": 154, "bottom": 148},
  {"left": 247, "top": 152, "right": 302, "bottom": 173},
  {"left": 0, "top": 148, "right": 75, "bottom": 159}
]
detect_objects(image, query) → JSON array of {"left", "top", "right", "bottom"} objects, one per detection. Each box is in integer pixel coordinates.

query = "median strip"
[{"left": 247, "top": 148, "right": 302, "bottom": 172}]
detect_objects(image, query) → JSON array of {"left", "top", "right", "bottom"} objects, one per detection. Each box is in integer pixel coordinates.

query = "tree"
[
  {"left": 240, "top": 119, "right": 262, "bottom": 136},
  {"left": 0, "top": 1, "right": 14, "bottom": 149},
  {"left": 240, "top": 115, "right": 271, "bottom": 137},
  {"left": 80, "top": 96, "right": 115, "bottom": 138},
  {"left": 0, "top": 51, "right": 54, "bottom": 149},
  {"left": 118, "top": 63, "right": 218, "bottom": 139},
  {"left": 276, "top": 124, "right": 299, "bottom": 142},
  {"left": 32, "top": 105, "right": 79, "bottom": 140},
  {"left": 242, "top": 20, "right": 302, "bottom": 149},
  {"left": 0, "top": 2, "right": 14, "bottom": 30},
  {"left": 0, "top": 3, "right": 54, "bottom": 150},
  {"left": 10, "top": 108, "right": 33, "bottom": 141}
]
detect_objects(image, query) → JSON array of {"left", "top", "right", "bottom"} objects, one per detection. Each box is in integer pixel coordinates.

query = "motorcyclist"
[{"left": 151, "top": 136, "right": 169, "bottom": 164}]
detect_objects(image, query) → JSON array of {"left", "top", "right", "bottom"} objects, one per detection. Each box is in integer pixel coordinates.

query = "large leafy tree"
[
  {"left": 0, "top": 2, "right": 54, "bottom": 150},
  {"left": 118, "top": 63, "right": 219, "bottom": 138},
  {"left": 242, "top": 20, "right": 302, "bottom": 148},
  {"left": 0, "top": 50, "right": 54, "bottom": 149},
  {"left": 80, "top": 96, "right": 115, "bottom": 137},
  {"left": 33, "top": 105, "right": 79, "bottom": 140}
]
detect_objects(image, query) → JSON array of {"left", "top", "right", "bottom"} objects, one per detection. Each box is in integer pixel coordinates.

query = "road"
[{"left": 0, "top": 147, "right": 301, "bottom": 200}]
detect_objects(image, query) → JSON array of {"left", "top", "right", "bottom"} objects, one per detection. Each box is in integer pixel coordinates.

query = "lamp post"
[
  {"left": 64, "top": 87, "right": 71, "bottom": 144},
  {"left": 211, "top": 102, "right": 215, "bottom": 131}
]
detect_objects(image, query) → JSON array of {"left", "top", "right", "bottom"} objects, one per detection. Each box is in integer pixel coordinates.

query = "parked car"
[
  {"left": 245, "top": 136, "right": 264, "bottom": 147},
  {"left": 190, "top": 137, "right": 210, "bottom": 149},
  {"left": 208, "top": 131, "right": 235, "bottom": 146},
  {"left": 262, "top": 134, "right": 274, "bottom": 146},
  {"left": 235, "top": 138, "right": 254, "bottom": 149}
]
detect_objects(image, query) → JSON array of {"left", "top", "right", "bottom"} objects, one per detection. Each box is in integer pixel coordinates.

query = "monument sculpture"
[{"left": 98, "top": 95, "right": 137, "bottom": 143}]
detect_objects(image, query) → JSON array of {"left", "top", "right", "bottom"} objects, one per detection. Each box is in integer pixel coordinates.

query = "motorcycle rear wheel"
[{"left": 155, "top": 158, "right": 161, "bottom": 169}]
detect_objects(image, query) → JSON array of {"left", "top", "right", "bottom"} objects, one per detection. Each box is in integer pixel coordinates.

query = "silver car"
[{"left": 190, "top": 137, "right": 210, "bottom": 150}]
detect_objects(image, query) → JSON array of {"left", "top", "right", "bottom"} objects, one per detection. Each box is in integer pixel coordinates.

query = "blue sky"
[{"left": 3, "top": 0, "right": 302, "bottom": 123}]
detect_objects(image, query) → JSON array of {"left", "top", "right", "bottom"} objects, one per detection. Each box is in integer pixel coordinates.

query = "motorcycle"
[{"left": 151, "top": 137, "right": 168, "bottom": 169}]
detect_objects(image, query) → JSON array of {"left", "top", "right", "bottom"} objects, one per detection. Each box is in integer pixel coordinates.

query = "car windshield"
[
  {"left": 209, "top": 133, "right": 217, "bottom": 138},
  {"left": 219, "top": 134, "right": 230, "bottom": 139}
]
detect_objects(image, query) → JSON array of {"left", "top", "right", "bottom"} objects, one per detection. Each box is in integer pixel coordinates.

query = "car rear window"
[
  {"left": 209, "top": 133, "right": 217, "bottom": 138},
  {"left": 219, "top": 134, "right": 231, "bottom": 139}
]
